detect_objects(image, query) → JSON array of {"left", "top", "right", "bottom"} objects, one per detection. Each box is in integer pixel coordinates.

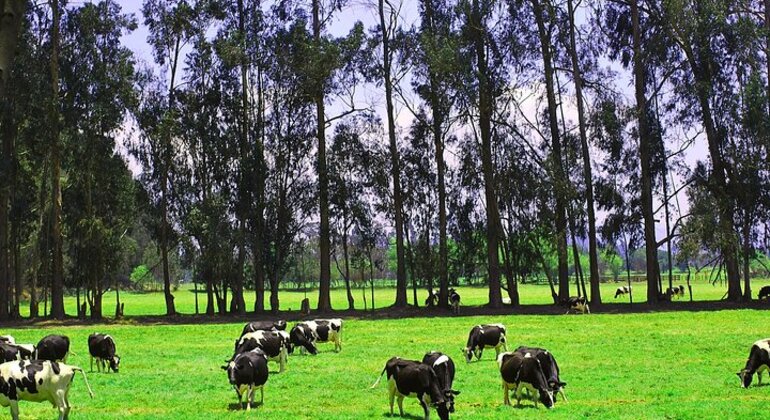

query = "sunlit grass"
[{"left": 2, "top": 309, "right": 767, "bottom": 419}]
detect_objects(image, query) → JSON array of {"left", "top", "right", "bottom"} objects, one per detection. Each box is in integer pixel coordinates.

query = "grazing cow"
[
  {"left": 0, "top": 359, "right": 94, "bottom": 420},
  {"left": 448, "top": 289, "right": 460, "bottom": 314},
  {"left": 514, "top": 346, "right": 566, "bottom": 401},
  {"left": 0, "top": 344, "right": 34, "bottom": 364},
  {"left": 738, "top": 338, "right": 770, "bottom": 388},
  {"left": 222, "top": 348, "right": 269, "bottom": 410},
  {"left": 666, "top": 285, "right": 686, "bottom": 299},
  {"left": 757, "top": 286, "right": 770, "bottom": 300},
  {"left": 498, "top": 352, "right": 554, "bottom": 409},
  {"left": 88, "top": 333, "right": 120, "bottom": 373},
  {"left": 614, "top": 285, "right": 631, "bottom": 299},
  {"left": 288, "top": 319, "right": 342, "bottom": 355},
  {"left": 370, "top": 357, "right": 450, "bottom": 420},
  {"left": 462, "top": 324, "right": 507, "bottom": 363},
  {"left": 36, "top": 335, "right": 70, "bottom": 362},
  {"left": 240, "top": 320, "right": 287, "bottom": 337},
  {"left": 422, "top": 352, "right": 460, "bottom": 414},
  {"left": 425, "top": 291, "right": 439, "bottom": 307},
  {"left": 560, "top": 296, "right": 590, "bottom": 314},
  {"left": 233, "top": 330, "right": 289, "bottom": 373}
]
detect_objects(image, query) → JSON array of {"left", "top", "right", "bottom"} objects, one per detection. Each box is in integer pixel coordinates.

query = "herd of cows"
[{"left": 0, "top": 312, "right": 768, "bottom": 419}]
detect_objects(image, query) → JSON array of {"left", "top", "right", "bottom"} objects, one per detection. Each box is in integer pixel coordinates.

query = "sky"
[{"left": 110, "top": 0, "right": 708, "bottom": 242}]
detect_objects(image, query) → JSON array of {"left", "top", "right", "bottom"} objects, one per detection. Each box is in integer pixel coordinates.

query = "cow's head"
[
  {"left": 549, "top": 380, "right": 566, "bottom": 402},
  {"left": 461, "top": 347, "right": 473, "bottom": 363},
  {"left": 274, "top": 320, "right": 287, "bottom": 331},
  {"left": 538, "top": 387, "right": 555, "bottom": 409},
  {"left": 434, "top": 400, "right": 450, "bottom": 420},
  {"left": 109, "top": 355, "right": 121, "bottom": 373},
  {"left": 441, "top": 389, "right": 460, "bottom": 413},
  {"left": 737, "top": 369, "right": 753, "bottom": 388}
]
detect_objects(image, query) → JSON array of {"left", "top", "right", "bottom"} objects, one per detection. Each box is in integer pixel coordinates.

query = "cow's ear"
[
  {"left": 220, "top": 365, "right": 228, "bottom": 370},
  {"left": 559, "top": 381, "right": 567, "bottom": 387},
  {"left": 451, "top": 390, "right": 461, "bottom": 395}
]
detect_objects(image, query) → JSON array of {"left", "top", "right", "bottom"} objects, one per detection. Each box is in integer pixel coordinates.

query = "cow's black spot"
[{"left": 38, "top": 378, "right": 42, "bottom": 385}]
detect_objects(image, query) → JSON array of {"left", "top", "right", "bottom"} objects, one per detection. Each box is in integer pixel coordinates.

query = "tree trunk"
[
  {"left": 378, "top": 0, "right": 408, "bottom": 307},
  {"left": 0, "top": 0, "right": 25, "bottom": 320},
  {"left": 530, "top": 0, "right": 569, "bottom": 300},
  {"left": 566, "top": 0, "right": 601, "bottom": 305},
  {"left": 49, "top": 0, "right": 65, "bottom": 320},
  {"left": 743, "top": 216, "right": 752, "bottom": 301},
  {"left": 342, "top": 229, "right": 354, "bottom": 310},
  {"left": 313, "top": 0, "right": 333, "bottom": 312},
  {"left": 631, "top": 0, "right": 661, "bottom": 304},
  {"left": 422, "top": 0, "right": 449, "bottom": 309},
  {"left": 469, "top": 0, "right": 502, "bottom": 308},
  {"left": 766, "top": 0, "right": 770, "bottom": 117}
]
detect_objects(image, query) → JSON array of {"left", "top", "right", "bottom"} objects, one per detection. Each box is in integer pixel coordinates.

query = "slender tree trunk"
[
  {"left": 253, "top": 40, "right": 267, "bottom": 313},
  {"left": 378, "top": 0, "right": 408, "bottom": 307},
  {"left": 422, "top": 0, "right": 449, "bottom": 309},
  {"left": 313, "top": 0, "right": 333, "bottom": 311},
  {"left": 469, "top": 0, "right": 502, "bottom": 308},
  {"left": 49, "top": 0, "right": 65, "bottom": 320},
  {"left": 566, "top": 0, "right": 601, "bottom": 305},
  {"left": 0, "top": 0, "right": 25, "bottom": 320},
  {"left": 342, "top": 229, "right": 354, "bottom": 310},
  {"left": 531, "top": 0, "right": 569, "bottom": 300},
  {"left": 631, "top": 0, "right": 661, "bottom": 304},
  {"left": 743, "top": 216, "right": 752, "bottom": 301},
  {"left": 766, "top": 0, "right": 770, "bottom": 117}
]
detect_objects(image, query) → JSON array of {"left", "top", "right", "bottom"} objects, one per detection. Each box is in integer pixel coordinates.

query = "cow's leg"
[
  {"left": 388, "top": 382, "right": 396, "bottom": 415},
  {"left": 515, "top": 384, "right": 522, "bottom": 407},
  {"left": 397, "top": 396, "right": 405, "bottom": 417},
  {"left": 90, "top": 355, "right": 93, "bottom": 372},
  {"left": 9, "top": 400, "right": 19, "bottom": 420},
  {"left": 503, "top": 381, "right": 510, "bottom": 406},
  {"left": 235, "top": 386, "right": 243, "bottom": 409},
  {"left": 246, "top": 385, "right": 254, "bottom": 410},
  {"left": 419, "top": 393, "right": 430, "bottom": 420},
  {"left": 259, "top": 386, "right": 264, "bottom": 404}
]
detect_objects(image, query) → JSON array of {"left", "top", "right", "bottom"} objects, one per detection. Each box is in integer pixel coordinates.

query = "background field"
[
  {"left": 2, "top": 309, "right": 769, "bottom": 419},
  {"left": 21, "top": 275, "right": 769, "bottom": 318}
]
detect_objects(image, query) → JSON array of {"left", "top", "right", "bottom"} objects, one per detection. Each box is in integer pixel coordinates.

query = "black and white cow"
[
  {"left": 738, "top": 338, "right": 770, "bottom": 388},
  {"left": 36, "top": 335, "right": 70, "bottom": 362},
  {"left": 666, "top": 285, "right": 686, "bottom": 299},
  {"left": 757, "top": 286, "right": 770, "bottom": 300},
  {"left": 614, "top": 286, "right": 631, "bottom": 299},
  {"left": 0, "top": 336, "right": 14, "bottom": 344},
  {"left": 370, "top": 357, "right": 450, "bottom": 420},
  {"left": 425, "top": 291, "right": 439, "bottom": 307},
  {"left": 240, "top": 320, "right": 288, "bottom": 337},
  {"left": 448, "top": 289, "right": 460, "bottom": 314},
  {"left": 88, "top": 333, "right": 120, "bottom": 373},
  {"left": 0, "top": 359, "right": 93, "bottom": 420},
  {"left": 233, "top": 330, "right": 289, "bottom": 373},
  {"left": 498, "top": 351, "right": 554, "bottom": 409},
  {"left": 514, "top": 346, "right": 566, "bottom": 401},
  {"left": 560, "top": 296, "right": 590, "bottom": 314},
  {"left": 222, "top": 348, "right": 269, "bottom": 410},
  {"left": 462, "top": 324, "right": 507, "bottom": 363},
  {"left": 288, "top": 319, "right": 342, "bottom": 355},
  {"left": 422, "top": 352, "right": 460, "bottom": 414},
  {"left": 0, "top": 344, "right": 34, "bottom": 364}
]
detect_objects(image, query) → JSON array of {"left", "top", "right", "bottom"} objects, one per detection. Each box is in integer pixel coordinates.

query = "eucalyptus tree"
[
  {"left": 457, "top": 0, "right": 505, "bottom": 306},
  {"left": 141, "top": 0, "right": 210, "bottom": 315},
  {"left": 59, "top": 0, "right": 138, "bottom": 319},
  {"left": 0, "top": 0, "right": 26, "bottom": 320},
  {"left": 329, "top": 117, "right": 377, "bottom": 310}
]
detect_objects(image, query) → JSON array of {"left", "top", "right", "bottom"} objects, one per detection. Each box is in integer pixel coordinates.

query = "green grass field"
[
  {"left": 2, "top": 308, "right": 769, "bottom": 419},
  {"left": 21, "top": 275, "right": 769, "bottom": 318}
]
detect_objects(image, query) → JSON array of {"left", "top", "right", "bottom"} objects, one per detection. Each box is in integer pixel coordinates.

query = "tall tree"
[
  {"left": 564, "top": 0, "right": 601, "bottom": 304},
  {"left": 48, "top": 0, "right": 65, "bottom": 320},
  {"left": 529, "top": 0, "right": 570, "bottom": 299},
  {"left": 0, "top": 0, "right": 26, "bottom": 319},
  {"left": 377, "top": 0, "right": 408, "bottom": 307}
]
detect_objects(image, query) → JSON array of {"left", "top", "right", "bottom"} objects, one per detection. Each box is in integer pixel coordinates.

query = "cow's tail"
[
  {"left": 369, "top": 365, "right": 388, "bottom": 389},
  {"left": 73, "top": 367, "right": 95, "bottom": 399}
]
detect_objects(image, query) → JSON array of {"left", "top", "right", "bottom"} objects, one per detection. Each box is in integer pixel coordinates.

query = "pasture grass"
[
  {"left": 2, "top": 309, "right": 769, "bottom": 419},
  {"left": 20, "top": 275, "right": 769, "bottom": 318}
]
